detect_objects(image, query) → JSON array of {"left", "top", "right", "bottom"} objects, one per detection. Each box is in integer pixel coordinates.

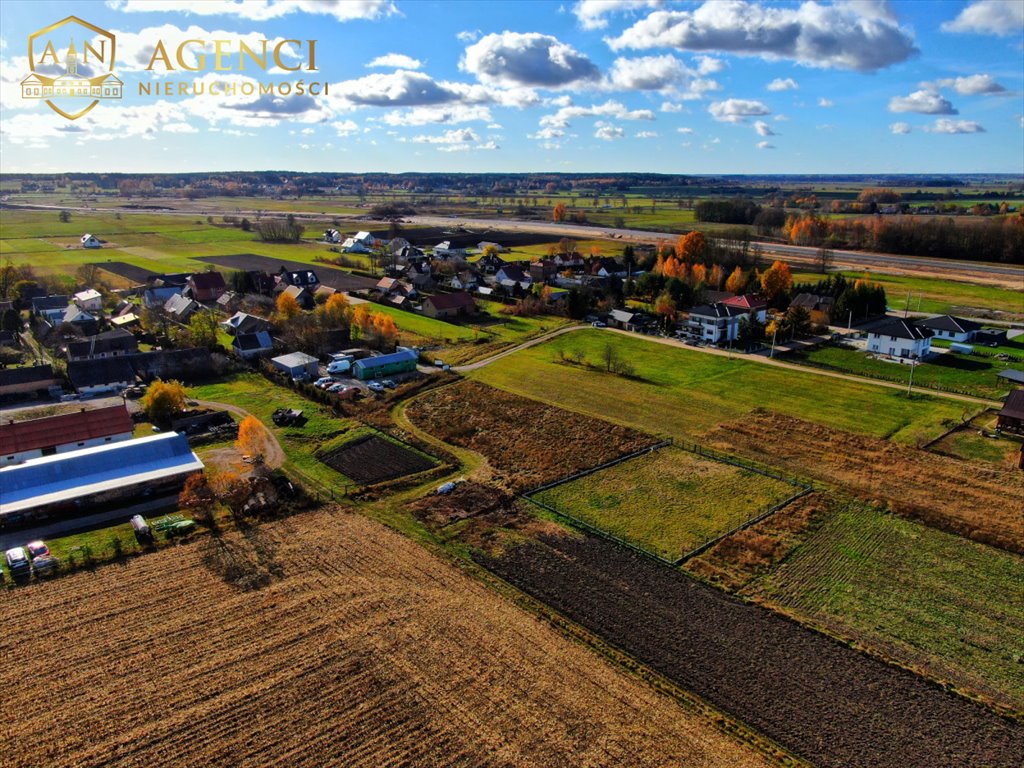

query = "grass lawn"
[
  {"left": 929, "top": 410, "right": 1023, "bottom": 464},
  {"left": 793, "top": 269, "right": 1024, "bottom": 316},
  {"left": 749, "top": 502, "right": 1024, "bottom": 713},
  {"left": 471, "top": 329, "right": 969, "bottom": 445},
  {"left": 780, "top": 344, "right": 1015, "bottom": 399},
  {"left": 189, "top": 373, "right": 361, "bottom": 492},
  {"left": 533, "top": 446, "right": 799, "bottom": 561}
]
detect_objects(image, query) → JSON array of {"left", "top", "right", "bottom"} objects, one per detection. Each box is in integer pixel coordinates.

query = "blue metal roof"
[
  {"left": 0, "top": 432, "right": 203, "bottom": 515},
  {"left": 353, "top": 348, "right": 418, "bottom": 372}
]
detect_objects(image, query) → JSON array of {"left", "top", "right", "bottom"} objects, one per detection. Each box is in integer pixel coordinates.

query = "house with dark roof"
[
  {"left": 479, "top": 252, "right": 509, "bottom": 274},
  {"left": 186, "top": 271, "right": 227, "bottom": 302},
  {"left": 163, "top": 293, "right": 200, "bottom": 322},
  {"left": 277, "top": 268, "right": 319, "bottom": 290},
  {"left": 422, "top": 291, "right": 477, "bottom": 319},
  {"left": 232, "top": 330, "right": 274, "bottom": 360},
  {"left": 0, "top": 365, "right": 59, "bottom": 399},
  {"left": 64, "top": 329, "right": 139, "bottom": 361},
  {"left": 31, "top": 295, "right": 70, "bottom": 325},
  {"left": 0, "top": 405, "right": 134, "bottom": 466},
  {"left": 495, "top": 264, "right": 532, "bottom": 286},
  {"left": 789, "top": 293, "right": 834, "bottom": 325},
  {"left": 67, "top": 357, "right": 136, "bottom": 395},
  {"left": 686, "top": 303, "right": 749, "bottom": 343},
  {"left": 867, "top": 318, "right": 933, "bottom": 362},
  {"left": 915, "top": 315, "right": 981, "bottom": 343},
  {"left": 221, "top": 311, "right": 272, "bottom": 336},
  {"left": 997, "top": 389, "right": 1024, "bottom": 433},
  {"left": 608, "top": 308, "right": 642, "bottom": 332},
  {"left": 143, "top": 286, "right": 180, "bottom": 309},
  {"left": 280, "top": 284, "right": 315, "bottom": 310}
]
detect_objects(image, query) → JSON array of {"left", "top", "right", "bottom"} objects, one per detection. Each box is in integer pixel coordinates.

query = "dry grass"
[
  {"left": 0, "top": 507, "right": 771, "bottom": 768},
  {"left": 709, "top": 410, "right": 1024, "bottom": 554},
  {"left": 405, "top": 380, "right": 657, "bottom": 492}
]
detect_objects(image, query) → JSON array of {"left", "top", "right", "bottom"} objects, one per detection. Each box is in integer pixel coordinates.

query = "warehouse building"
[
  {"left": 1, "top": 405, "right": 134, "bottom": 466},
  {"left": 0, "top": 432, "right": 203, "bottom": 525},
  {"left": 352, "top": 347, "right": 418, "bottom": 380}
]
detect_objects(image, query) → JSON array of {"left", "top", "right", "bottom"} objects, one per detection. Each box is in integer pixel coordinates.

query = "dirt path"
[
  {"left": 454, "top": 325, "right": 588, "bottom": 372},
  {"left": 191, "top": 398, "right": 285, "bottom": 469}
]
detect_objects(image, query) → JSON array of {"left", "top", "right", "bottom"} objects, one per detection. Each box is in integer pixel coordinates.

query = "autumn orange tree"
[
  {"left": 552, "top": 202, "right": 567, "bottom": 222},
  {"left": 236, "top": 415, "right": 270, "bottom": 462},
  {"left": 725, "top": 266, "right": 747, "bottom": 294},
  {"left": 179, "top": 472, "right": 217, "bottom": 525},
  {"left": 677, "top": 231, "right": 707, "bottom": 263},
  {"left": 317, "top": 291, "right": 351, "bottom": 328},
  {"left": 760, "top": 260, "right": 793, "bottom": 301},
  {"left": 351, "top": 303, "right": 372, "bottom": 338},
  {"left": 371, "top": 312, "right": 399, "bottom": 347},
  {"left": 654, "top": 292, "right": 677, "bottom": 331},
  {"left": 275, "top": 291, "right": 301, "bottom": 320},
  {"left": 141, "top": 379, "right": 187, "bottom": 427}
]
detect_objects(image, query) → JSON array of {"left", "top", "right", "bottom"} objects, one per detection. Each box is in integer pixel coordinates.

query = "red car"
[{"left": 26, "top": 541, "right": 50, "bottom": 560}]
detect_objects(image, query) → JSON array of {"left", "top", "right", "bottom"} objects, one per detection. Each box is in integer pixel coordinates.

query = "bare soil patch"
[
  {"left": 0, "top": 507, "right": 772, "bottom": 768},
  {"left": 196, "top": 254, "right": 377, "bottom": 292},
  {"left": 477, "top": 527, "right": 1024, "bottom": 768},
  {"left": 319, "top": 434, "right": 436, "bottom": 485},
  {"left": 405, "top": 380, "right": 657, "bottom": 492},
  {"left": 90, "top": 260, "right": 154, "bottom": 284},
  {"left": 709, "top": 410, "right": 1024, "bottom": 555}
]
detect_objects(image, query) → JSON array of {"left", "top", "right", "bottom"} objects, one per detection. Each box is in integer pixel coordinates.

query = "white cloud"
[
  {"left": 695, "top": 55, "right": 724, "bottom": 74},
  {"left": 635, "top": 130, "right": 659, "bottom": 138},
  {"left": 332, "top": 120, "right": 359, "bottom": 136},
  {"left": 928, "top": 118, "right": 986, "bottom": 134},
  {"left": 331, "top": 70, "right": 460, "bottom": 107},
  {"left": 1, "top": 101, "right": 189, "bottom": 145},
  {"left": 573, "top": 0, "right": 662, "bottom": 30},
  {"left": 941, "top": 0, "right": 1024, "bottom": 35},
  {"left": 378, "top": 104, "right": 494, "bottom": 126},
  {"left": 660, "top": 101, "right": 683, "bottom": 112},
  {"left": 539, "top": 99, "right": 655, "bottom": 130},
  {"left": 105, "top": 0, "right": 398, "bottom": 22},
  {"left": 412, "top": 127, "right": 479, "bottom": 144},
  {"left": 754, "top": 120, "right": 775, "bottom": 136},
  {"left": 606, "top": 54, "right": 719, "bottom": 97},
  {"left": 366, "top": 53, "right": 423, "bottom": 70},
  {"left": 756, "top": 140, "right": 775, "bottom": 149},
  {"left": 677, "top": 126, "right": 695, "bottom": 134},
  {"left": 594, "top": 121, "right": 625, "bottom": 140},
  {"left": 767, "top": 77, "right": 798, "bottom": 91},
  {"left": 927, "top": 74, "right": 1007, "bottom": 95},
  {"left": 888, "top": 89, "right": 956, "bottom": 114},
  {"left": 817, "top": 97, "right": 834, "bottom": 107},
  {"left": 890, "top": 122, "right": 911, "bottom": 134},
  {"left": 163, "top": 122, "right": 198, "bottom": 133},
  {"left": 457, "top": 29, "right": 482, "bottom": 43},
  {"left": 708, "top": 98, "right": 770, "bottom": 123},
  {"left": 461, "top": 32, "right": 600, "bottom": 88},
  {"left": 606, "top": 0, "right": 917, "bottom": 71}
]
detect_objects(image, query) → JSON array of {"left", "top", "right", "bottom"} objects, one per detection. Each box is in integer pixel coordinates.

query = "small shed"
[
  {"left": 272, "top": 351, "right": 319, "bottom": 380},
  {"left": 997, "top": 390, "right": 1024, "bottom": 433}
]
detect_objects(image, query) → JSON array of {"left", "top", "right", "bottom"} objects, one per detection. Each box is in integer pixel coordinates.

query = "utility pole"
[
  {"left": 848, "top": 309, "right": 853, "bottom": 330},
  {"left": 770, "top": 325, "right": 778, "bottom": 358},
  {"left": 904, "top": 290, "right": 911, "bottom": 318},
  {"left": 907, "top": 358, "right": 917, "bottom": 397}
]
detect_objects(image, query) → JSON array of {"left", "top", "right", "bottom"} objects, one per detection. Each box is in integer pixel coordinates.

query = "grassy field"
[
  {"left": 929, "top": 410, "right": 1023, "bottom": 464},
  {"left": 471, "top": 330, "right": 969, "bottom": 445},
  {"left": 189, "top": 374, "right": 360, "bottom": 492},
  {"left": 532, "top": 446, "right": 800, "bottom": 561},
  {"left": 750, "top": 502, "right": 1024, "bottom": 713},
  {"left": 780, "top": 343, "right": 1017, "bottom": 399},
  {"left": 793, "top": 270, "right": 1024, "bottom": 316}
]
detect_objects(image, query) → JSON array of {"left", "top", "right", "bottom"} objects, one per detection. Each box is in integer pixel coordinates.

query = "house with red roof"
[
  {"left": 0, "top": 404, "right": 134, "bottom": 466},
  {"left": 186, "top": 271, "right": 227, "bottom": 302},
  {"left": 422, "top": 291, "right": 477, "bottom": 319}
]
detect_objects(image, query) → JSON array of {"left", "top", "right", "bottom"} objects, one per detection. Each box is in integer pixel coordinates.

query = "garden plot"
[{"left": 320, "top": 434, "right": 436, "bottom": 486}]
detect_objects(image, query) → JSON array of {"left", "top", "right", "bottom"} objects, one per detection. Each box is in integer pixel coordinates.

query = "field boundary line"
[{"left": 524, "top": 438, "right": 674, "bottom": 495}]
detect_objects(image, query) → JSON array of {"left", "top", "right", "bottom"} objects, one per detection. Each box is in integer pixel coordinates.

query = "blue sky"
[{"left": 0, "top": 0, "right": 1022, "bottom": 174}]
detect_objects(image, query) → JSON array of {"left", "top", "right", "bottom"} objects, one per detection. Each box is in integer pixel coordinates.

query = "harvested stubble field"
[
  {"left": 0, "top": 508, "right": 773, "bottom": 768},
  {"left": 319, "top": 434, "right": 436, "bottom": 485},
  {"left": 405, "top": 380, "right": 657, "bottom": 491},
  {"left": 709, "top": 410, "right": 1024, "bottom": 554},
  {"left": 476, "top": 525, "right": 1024, "bottom": 768},
  {"left": 532, "top": 447, "right": 800, "bottom": 561},
  {"left": 749, "top": 502, "right": 1024, "bottom": 714},
  {"left": 196, "top": 254, "right": 378, "bottom": 292}
]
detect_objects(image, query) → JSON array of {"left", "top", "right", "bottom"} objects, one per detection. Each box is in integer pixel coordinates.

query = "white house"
[
  {"left": 433, "top": 241, "right": 467, "bottom": 259},
  {"left": 341, "top": 237, "right": 371, "bottom": 254},
  {"left": 323, "top": 228, "right": 341, "bottom": 243},
  {"left": 867, "top": 318, "right": 933, "bottom": 362},
  {"left": 73, "top": 288, "right": 103, "bottom": 312},
  {"left": 495, "top": 265, "right": 532, "bottom": 287},
  {"left": 686, "top": 302, "right": 748, "bottom": 343},
  {"left": 80, "top": 234, "right": 101, "bottom": 249},
  {"left": 354, "top": 231, "right": 376, "bottom": 247},
  {"left": 915, "top": 315, "right": 980, "bottom": 343}
]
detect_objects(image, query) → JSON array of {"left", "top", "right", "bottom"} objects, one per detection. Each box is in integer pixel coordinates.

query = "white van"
[{"left": 327, "top": 359, "right": 351, "bottom": 375}]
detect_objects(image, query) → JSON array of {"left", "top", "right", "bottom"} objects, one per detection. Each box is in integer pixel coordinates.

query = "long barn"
[{"left": 353, "top": 348, "right": 418, "bottom": 380}]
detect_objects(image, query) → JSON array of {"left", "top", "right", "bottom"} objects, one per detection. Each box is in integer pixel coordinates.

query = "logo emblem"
[{"left": 21, "top": 16, "right": 121, "bottom": 120}]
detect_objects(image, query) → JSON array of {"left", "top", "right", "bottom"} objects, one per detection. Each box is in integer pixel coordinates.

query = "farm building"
[
  {"left": 185, "top": 271, "right": 227, "bottom": 302},
  {"left": 997, "top": 390, "right": 1024, "bottom": 433},
  {"left": 422, "top": 292, "right": 476, "bottom": 319},
  {"left": 867, "top": 319, "right": 933, "bottom": 362},
  {"left": 0, "top": 432, "right": 203, "bottom": 524},
  {"left": 0, "top": 405, "right": 134, "bottom": 466},
  {"left": 352, "top": 348, "right": 418, "bottom": 380},
  {"left": 915, "top": 315, "right": 981, "bottom": 343},
  {"left": 997, "top": 369, "right": 1024, "bottom": 387},
  {"left": 272, "top": 351, "right": 320, "bottom": 380},
  {"left": 68, "top": 357, "right": 136, "bottom": 395},
  {"left": 975, "top": 328, "right": 1008, "bottom": 346},
  {"left": 0, "top": 365, "right": 60, "bottom": 400},
  {"left": 232, "top": 331, "right": 274, "bottom": 360},
  {"left": 73, "top": 288, "right": 103, "bottom": 311},
  {"left": 80, "top": 233, "right": 101, "bottom": 248},
  {"left": 64, "top": 329, "right": 138, "bottom": 362}
]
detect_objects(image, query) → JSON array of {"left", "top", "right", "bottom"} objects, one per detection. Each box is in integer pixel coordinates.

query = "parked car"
[
  {"left": 382, "top": 379, "right": 397, "bottom": 389},
  {"left": 314, "top": 376, "right": 335, "bottom": 389},
  {"left": 32, "top": 556, "right": 59, "bottom": 577},
  {"left": 25, "top": 541, "right": 49, "bottom": 560},
  {"left": 5, "top": 547, "right": 31, "bottom": 576},
  {"left": 591, "top": 321, "right": 607, "bottom": 328},
  {"left": 367, "top": 381, "right": 385, "bottom": 393}
]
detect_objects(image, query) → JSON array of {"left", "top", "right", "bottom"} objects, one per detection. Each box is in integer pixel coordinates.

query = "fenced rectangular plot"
[
  {"left": 320, "top": 434, "right": 436, "bottom": 486},
  {"left": 530, "top": 446, "right": 803, "bottom": 562}
]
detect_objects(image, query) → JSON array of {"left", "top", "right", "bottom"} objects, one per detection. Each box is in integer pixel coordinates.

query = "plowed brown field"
[
  {"left": 0, "top": 509, "right": 773, "bottom": 768},
  {"left": 710, "top": 410, "right": 1024, "bottom": 554}
]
